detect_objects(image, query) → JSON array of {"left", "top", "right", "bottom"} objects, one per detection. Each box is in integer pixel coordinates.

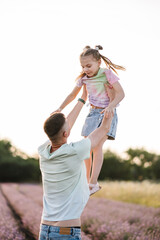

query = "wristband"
[{"left": 78, "top": 98, "right": 86, "bottom": 104}]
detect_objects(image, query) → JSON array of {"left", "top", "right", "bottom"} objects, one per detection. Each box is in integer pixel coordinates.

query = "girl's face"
[{"left": 80, "top": 55, "right": 101, "bottom": 78}]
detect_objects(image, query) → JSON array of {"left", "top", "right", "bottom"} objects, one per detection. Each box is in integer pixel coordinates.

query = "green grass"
[{"left": 94, "top": 180, "right": 160, "bottom": 208}]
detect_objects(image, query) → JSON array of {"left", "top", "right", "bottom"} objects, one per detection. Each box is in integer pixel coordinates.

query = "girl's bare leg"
[
  {"left": 84, "top": 136, "right": 92, "bottom": 182},
  {"left": 90, "top": 135, "right": 108, "bottom": 184},
  {"left": 84, "top": 152, "right": 92, "bottom": 182}
]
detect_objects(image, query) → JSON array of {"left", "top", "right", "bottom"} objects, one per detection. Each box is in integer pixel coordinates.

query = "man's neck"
[{"left": 50, "top": 140, "right": 67, "bottom": 153}]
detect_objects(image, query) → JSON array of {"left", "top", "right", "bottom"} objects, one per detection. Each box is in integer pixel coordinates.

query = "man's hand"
[{"left": 101, "top": 106, "right": 114, "bottom": 118}]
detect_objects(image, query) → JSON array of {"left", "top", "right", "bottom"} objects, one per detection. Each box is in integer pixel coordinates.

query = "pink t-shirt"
[{"left": 76, "top": 68, "right": 119, "bottom": 108}]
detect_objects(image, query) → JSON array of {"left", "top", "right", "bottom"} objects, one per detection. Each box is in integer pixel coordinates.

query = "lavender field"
[{"left": 0, "top": 183, "right": 160, "bottom": 240}]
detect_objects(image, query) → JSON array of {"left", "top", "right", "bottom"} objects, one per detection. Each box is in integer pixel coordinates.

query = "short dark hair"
[{"left": 43, "top": 113, "right": 66, "bottom": 141}]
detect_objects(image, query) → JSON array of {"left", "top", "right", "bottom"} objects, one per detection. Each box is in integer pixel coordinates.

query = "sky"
[{"left": 0, "top": 0, "right": 160, "bottom": 157}]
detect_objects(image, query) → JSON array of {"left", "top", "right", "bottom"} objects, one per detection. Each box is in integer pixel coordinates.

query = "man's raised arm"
[
  {"left": 67, "top": 85, "right": 87, "bottom": 131},
  {"left": 88, "top": 110, "right": 113, "bottom": 149}
]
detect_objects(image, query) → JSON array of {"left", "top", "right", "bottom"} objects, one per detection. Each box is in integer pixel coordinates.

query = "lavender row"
[
  {"left": 18, "top": 183, "right": 43, "bottom": 206},
  {"left": 0, "top": 187, "right": 26, "bottom": 240},
  {"left": 1, "top": 183, "right": 42, "bottom": 239},
  {"left": 1, "top": 183, "right": 160, "bottom": 240},
  {"left": 81, "top": 198, "right": 160, "bottom": 240},
  {"left": 19, "top": 183, "right": 160, "bottom": 239}
]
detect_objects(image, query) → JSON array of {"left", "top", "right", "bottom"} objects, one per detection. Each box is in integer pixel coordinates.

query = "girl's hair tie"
[{"left": 95, "top": 45, "right": 103, "bottom": 51}]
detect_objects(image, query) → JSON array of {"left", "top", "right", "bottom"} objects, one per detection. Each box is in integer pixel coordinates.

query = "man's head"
[{"left": 44, "top": 113, "right": 70, "bottom": 143}]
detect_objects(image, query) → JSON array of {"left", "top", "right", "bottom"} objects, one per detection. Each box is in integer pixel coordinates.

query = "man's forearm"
[
  {"left": 88, "top": 115, "right": 113, "bottom": 149},
  {"left": 67, "top": 100, "right": 85, "bottom": 130}
]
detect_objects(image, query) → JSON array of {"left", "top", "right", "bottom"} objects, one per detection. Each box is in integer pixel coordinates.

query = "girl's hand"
[
  {"left": 101, "top": 106, "right": 114, "bottom": 118},
  {"left": 81, "top": 85, "right": 88, "bottom": 102}
]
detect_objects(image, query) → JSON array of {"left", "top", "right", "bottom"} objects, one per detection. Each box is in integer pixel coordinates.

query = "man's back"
[{"left": 38, "top": 138, "right": 91, "bottom": 222}]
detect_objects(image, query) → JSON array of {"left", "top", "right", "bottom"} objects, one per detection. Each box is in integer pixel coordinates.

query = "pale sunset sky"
[{"left": 0, "top": 0, "right": 160, "bottom": 156}]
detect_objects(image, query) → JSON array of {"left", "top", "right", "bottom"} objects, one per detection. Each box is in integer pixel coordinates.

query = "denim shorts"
[
  {"left": 81, "top": 108, "right": 118, "bottom": 140},
  {"left": 39, "top": 224, "right": 81, "bottom": 240}
]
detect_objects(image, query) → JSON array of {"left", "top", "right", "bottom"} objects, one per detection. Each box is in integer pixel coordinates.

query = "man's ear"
[{"left": 63, "top": 131, "right": 68, "bottom": 138}]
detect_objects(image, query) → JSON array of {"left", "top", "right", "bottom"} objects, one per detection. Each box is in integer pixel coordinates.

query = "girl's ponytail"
[
  {"left": 76, "top": 45, "right": 125, "bottom": 80},
  {"left": 100, "top": 54, "right": 126, "bottom": 74}
]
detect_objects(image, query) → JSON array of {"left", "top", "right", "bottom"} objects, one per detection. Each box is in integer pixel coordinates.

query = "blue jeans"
[{"left": 39, "top": 224, "right": 81, "bottom": 240}]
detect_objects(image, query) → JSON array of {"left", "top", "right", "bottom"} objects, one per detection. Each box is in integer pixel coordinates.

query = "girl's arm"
[
  {"left": 52, "top": 86, "right": 82, "bottom": 113},
  {"left": 102, "top": 82, "right": 125, "bottom": 117},
  {"left": 108, "top": 81, "right": 125, "bottom": 107}
]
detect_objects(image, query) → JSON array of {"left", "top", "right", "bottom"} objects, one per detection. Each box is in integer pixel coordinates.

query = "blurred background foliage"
[
  {"left": 100, "top": 149, "right": 160, "bottom": 181},
  {"left": 0, "top": 139, "right": 160, "bottom": 182},
  {"left": 0, "top": 139, "right": 41, "bottom": 182}
]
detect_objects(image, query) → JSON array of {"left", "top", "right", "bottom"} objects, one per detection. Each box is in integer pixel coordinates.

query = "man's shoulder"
[
  {"left": 70, "top": 138, "right": 91, "bottom": 147},
  {"left": 69, "top": 138, "right": 91, "bottom": 155},
  {"left": 68, "top": 138, "right": 91, "bottom": 161}
]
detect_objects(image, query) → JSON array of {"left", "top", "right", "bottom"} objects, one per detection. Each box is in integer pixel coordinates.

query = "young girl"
[{"left": 53, "top": 45, "right": 125, "bottom": 195}]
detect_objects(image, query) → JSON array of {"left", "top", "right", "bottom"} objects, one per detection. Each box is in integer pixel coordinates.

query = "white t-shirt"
[{"left": 38, "top": 138, "right": 91, "bottom": 221}]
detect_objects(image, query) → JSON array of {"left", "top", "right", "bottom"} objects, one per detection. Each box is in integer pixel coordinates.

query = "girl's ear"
[{"left": 98, "top": 59, "right": 101, "bottom": 66}]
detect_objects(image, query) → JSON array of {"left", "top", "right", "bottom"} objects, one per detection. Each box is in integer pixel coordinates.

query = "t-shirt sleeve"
[
  {"left": 71, "top": 138, "right": 91, "bottom": 161},
  {"left": 104, "top": 69, "right": 119, "bottom": 85},
  {"left": 76, "top": 78, "right": 83, "bottom": 87}
]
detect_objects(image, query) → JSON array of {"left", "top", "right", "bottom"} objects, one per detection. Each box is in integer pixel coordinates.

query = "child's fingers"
[
  {"left": 111, "top": 110, "right": 114, "bottom": 117},
  {"left": 100, "top": 109, "right": 105, "bottom": 114},
  {"left": 101, "top": 107, "right": 114, "bottom": 118},
  {"left": 104, "top": 111, "right": 109, "bottom": 118}
]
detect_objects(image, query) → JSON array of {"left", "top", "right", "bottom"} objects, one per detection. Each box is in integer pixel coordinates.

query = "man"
[{"left": 38, "top": 86, "right": 113, "bottom": 240}]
